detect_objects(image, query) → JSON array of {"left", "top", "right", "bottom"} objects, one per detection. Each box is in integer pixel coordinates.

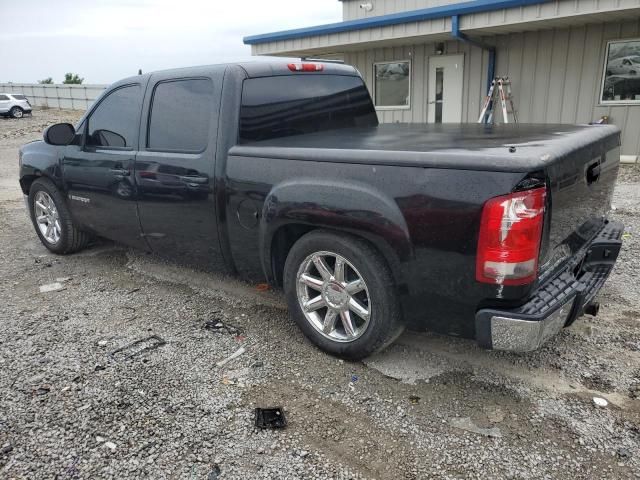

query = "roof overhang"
[
  {"left": 245, "top": 0, "right": 640, "bottom": 57},
  {"left": 244, "top": 0, "right": 549, "bottom": 45}
]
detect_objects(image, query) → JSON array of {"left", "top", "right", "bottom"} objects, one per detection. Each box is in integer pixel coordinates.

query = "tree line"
[{"left": 38, "top": 73, "right": 84, "bottom": 85}]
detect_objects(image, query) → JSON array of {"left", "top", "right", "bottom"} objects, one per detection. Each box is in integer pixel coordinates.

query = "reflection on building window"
[
  {"left": 601, "top": 39, "right": 640, "bottom": 103},
  {"left": 374, "top": 61, "right": 410, "bottom": 108}
]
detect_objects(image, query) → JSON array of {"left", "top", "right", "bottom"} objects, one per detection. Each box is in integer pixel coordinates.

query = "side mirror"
[{"left": 44, "top": 123, "right": 76, "bottom": 146}]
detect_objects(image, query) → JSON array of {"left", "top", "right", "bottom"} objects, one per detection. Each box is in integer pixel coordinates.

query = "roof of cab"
[{"left": 115, "top": 61, "right": 358, "bottom": 85}]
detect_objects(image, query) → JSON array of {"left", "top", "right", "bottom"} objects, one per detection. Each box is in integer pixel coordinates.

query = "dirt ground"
[{"left": 1, "top": 110, "right": 639, "bottom": 479}]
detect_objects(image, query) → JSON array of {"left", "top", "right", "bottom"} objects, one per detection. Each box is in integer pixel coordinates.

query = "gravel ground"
[{"left": 1, "top": 109, "right": 639, "bottom": 479}]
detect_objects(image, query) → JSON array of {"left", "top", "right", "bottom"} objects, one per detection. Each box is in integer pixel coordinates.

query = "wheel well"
[
  {"left": 20, "top": 175, "right": 38, "bottom": 195},
  {"left": 270, "top": 224, "right": 316, "bottom": 287},
  {"left": 269, "top": 224, "right": 406, "bottom": 292}
]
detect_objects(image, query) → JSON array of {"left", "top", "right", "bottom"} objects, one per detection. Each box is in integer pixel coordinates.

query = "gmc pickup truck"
[{"left": 19, "top": 62, "right": 623, "bottom": 360}]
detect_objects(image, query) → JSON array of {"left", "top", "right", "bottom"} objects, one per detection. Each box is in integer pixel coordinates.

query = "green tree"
[
  {"left": 62, "top": 73, "right": 84, "bottom": 85},
  {"left": 38, "top": 77, "right": 54, "bottom": 84}
]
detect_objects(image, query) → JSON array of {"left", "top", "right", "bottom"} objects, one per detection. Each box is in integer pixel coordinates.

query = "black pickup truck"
[{"left": 19, "top": 62, "right": 623, "bottom": 359}]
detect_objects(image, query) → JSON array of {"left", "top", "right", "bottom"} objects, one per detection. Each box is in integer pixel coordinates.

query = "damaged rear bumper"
[{"left": 475, "top": 220, "right": 624, "bottom": 352}]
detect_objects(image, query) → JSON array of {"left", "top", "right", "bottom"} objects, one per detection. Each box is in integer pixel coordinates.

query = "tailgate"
[{"left": 538, "top": 128, "right": 620, "bottom": 279}]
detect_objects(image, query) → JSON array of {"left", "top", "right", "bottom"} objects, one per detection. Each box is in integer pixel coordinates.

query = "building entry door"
[{"left": 427, "top": 54, "right": 464, "bottom": 123}]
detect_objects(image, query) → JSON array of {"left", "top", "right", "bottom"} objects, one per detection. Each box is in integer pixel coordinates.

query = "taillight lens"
[
  {"left": 287, "top": 63, "right": 324, "bottom": 72},
  {"left": 476, "top": 187, "right": 546, "bottom": 286}
]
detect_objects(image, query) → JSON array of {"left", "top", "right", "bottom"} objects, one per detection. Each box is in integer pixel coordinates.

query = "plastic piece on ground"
[{"left": 255, "top": 407, "right": 287, "bottom": 429}]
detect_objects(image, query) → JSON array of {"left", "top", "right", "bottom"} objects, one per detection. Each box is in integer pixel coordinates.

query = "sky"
[{"left": 0, "top": 0, "right": 342, "bottom": 84}]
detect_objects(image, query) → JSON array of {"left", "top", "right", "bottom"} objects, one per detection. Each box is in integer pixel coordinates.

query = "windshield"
[{"left": 239, "top": 74, "right": 378, "bottom": 143}]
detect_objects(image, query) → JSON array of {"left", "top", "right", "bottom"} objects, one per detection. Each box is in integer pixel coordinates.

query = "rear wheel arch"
[
  {"left": 260, "top": 179, "right": 413, "bottom": 288},
  {"left": 267, "top": 223, "right": 407, "bottom": 293}
]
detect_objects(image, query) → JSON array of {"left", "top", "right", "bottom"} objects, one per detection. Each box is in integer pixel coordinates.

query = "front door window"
[{"left": 86, "top": 85, "right": 141, "bottom": 149}]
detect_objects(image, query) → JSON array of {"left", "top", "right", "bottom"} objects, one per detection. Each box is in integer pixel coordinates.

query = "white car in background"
[
  {"left": 606, "top": 55, "right": 640, "bottom": 75},
  {"left": 0, "top": 93, "right": 33, "bottom": 118}
]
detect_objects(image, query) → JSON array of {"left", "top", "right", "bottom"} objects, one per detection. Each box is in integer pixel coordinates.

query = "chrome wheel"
[
  {"left": 34, "top": 191, "right": 61, "bottom": 244},
  {"left": 11, "top": 108, "right": 23, "bottom": 118},
  {"left": 296, "top": 251, "right": 371, "bottom": 343}
]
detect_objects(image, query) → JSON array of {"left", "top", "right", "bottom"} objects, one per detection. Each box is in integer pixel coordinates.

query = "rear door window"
[
  {"left": 0, "top": 95, "right": 9, "bottom": 101},
  {"left": 239, "top": 75, "right": 378, "bottom": 143},
  {"left": 147, "top": 78, "right": 213, "bottom": 152},
  {"left": 86, "top": 85, "right": 141, "bottom": 149}
]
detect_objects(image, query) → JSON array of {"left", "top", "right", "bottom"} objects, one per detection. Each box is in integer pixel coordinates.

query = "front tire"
[
  {"left": 10, "top": 106, "right": 24, "bottom": 119},
  {"left": 28, "top": 178, "right": 90, "bottom": 254},
  {"left": 284, "top": 230, "right": 404, "bottom": 360}
]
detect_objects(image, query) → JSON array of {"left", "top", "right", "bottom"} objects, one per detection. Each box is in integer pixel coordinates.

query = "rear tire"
[
  {"left": 28, "top": 178, "right": 90, "bottom": 254},
  {"left": 10, "top": 106, "right": 23, "bottom": 119},
  {"left": 283, "top": 230, "right": 404, "bottom": 360}
]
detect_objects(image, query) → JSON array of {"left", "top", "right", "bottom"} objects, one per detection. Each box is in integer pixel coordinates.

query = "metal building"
[{"left": 245, "top": 0, "right": 640, "bottom": 161}]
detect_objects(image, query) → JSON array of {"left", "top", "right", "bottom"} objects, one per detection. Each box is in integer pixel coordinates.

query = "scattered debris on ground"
[
  {"left": 255, "top": 407, "right": 288, "bottom": 429},
  {"left": 110, "top": 335, "right": 166, "bottom": 360},
  {"left": 449, "top": 416, "right": 502, "bottom": 438},
  {"left": 215, "top": 346, "right": 246, "bottom": 367},
  {"left": 39, "top": 282, "right": 65, "bottom": 293}
]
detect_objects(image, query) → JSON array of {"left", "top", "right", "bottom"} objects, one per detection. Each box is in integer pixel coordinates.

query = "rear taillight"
[
  {"left": 476, "top": 187, "right": 546, "bottom": 286},
  {"left": 287, "top": 63, "right": 324, "bottom": 72}
]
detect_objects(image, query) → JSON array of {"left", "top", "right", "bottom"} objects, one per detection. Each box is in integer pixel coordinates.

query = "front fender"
[
  {"left": 260, "top": 177, "right": 413, "bottom": 286},
  {"left": 19, "top": 140, "right": 63, "bottom": 193}
]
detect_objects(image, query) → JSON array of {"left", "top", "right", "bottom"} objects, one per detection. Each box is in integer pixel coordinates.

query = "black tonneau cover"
[{"left": 230, "top": 123, "right": 620, "bottom": 173}]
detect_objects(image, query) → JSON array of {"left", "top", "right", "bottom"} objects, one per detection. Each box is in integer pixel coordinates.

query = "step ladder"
[{"left": 478, "top": 77, "right": 518, "bottom": 124}]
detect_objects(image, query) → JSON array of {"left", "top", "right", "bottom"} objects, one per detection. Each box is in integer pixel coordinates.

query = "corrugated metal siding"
[
  {"left": 344, "top": 20, "right": 640, "bottom": 156},
  {"left": 251, "top": 0, "right": 640, "bottom": 56},
  {"left": 342, "top": 0, "right": 468, "bottom": 21}
]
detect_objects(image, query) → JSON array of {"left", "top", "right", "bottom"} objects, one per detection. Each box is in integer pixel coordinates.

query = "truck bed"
[{"left": 231, "top": 123, "right": 620, "bottom": 173}]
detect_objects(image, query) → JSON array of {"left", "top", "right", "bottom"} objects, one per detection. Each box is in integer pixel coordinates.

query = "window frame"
[
  {"left": 599, "top": 38, "right": 640, "bottom": 106},
  {"left": 83, "top": 83, "right": 141, "bottom": 152},
  {"left": 145, "top": 76, "right": 213, "bottom": 154},
  {"left": 372, "top": 60, "right": 411, "bottom": 111}
]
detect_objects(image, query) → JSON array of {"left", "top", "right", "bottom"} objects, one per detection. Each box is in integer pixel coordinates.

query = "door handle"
[{"left": 109, "top": 168, "right": 130, "bottom": 177}]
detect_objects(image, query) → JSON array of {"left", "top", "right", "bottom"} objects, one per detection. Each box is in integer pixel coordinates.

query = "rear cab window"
[
  {"left": 239, "top": 75, "right": 378, "bottom": 143},
  {"left": 147, "top": 78, "right": 213, "bottom": 152}
]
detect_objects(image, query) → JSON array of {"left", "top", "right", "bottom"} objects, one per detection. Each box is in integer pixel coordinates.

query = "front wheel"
[
  {"left": 28, "top": 178, "right": 91, "bottom": 254},
  {"left": 283, "top": 230, "right": 404, "bottom": 360}
]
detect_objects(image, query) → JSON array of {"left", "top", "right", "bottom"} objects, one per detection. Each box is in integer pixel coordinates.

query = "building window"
[
  {"left": 601, "top": 39, "right": 640, "bottom": 104},
  {"left": 374, "top": 61, "right": 410, "bottom": 109}
]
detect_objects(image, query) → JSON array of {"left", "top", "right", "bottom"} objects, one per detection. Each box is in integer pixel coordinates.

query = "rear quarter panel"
[{"left": 224, "top": 154, "right": 527, "bottom": 337}]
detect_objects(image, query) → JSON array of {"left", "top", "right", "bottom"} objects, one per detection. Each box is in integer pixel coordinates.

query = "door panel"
[
  {"left": 428, "top": 54, "right": 464, "bottom": 123},
  {"left": 135, "top": 73, "right": 226, "bottom": 271},
  {"left": 63, "top": 146, "right": 144, "bottom": 247},
  {"left": 62, "top": 83, "right": 146, "bottom": 248}
]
